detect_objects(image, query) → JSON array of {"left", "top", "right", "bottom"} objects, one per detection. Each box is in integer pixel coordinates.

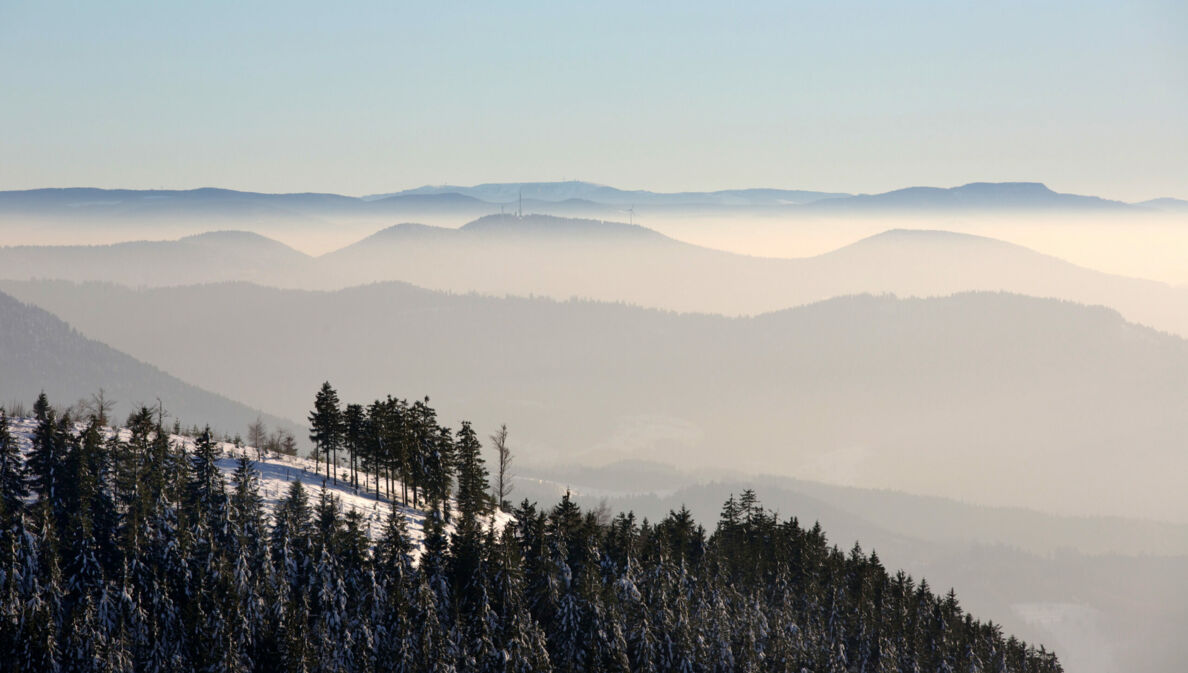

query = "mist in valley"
[
  {"left": 3, "top": 2, "right": 1185, "bottom": 669},
  {"left": 4, "top": 194, "right": 1188, "bottom": 670}
]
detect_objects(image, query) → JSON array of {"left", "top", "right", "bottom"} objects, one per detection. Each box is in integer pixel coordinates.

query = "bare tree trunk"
[{"left": 490, "top": 424, "right": 513, "bottom": 511}]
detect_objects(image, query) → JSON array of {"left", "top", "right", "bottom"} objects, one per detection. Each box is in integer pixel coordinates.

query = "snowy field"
[{"left": 6, "top": 416, "right": 515, "bottom": 557}]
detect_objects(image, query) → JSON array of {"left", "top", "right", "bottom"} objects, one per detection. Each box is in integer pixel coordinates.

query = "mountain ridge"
[
  {"left": 2, "top": 180, "right": 1172, "bottom": 210},
  {"left": 3, "top": 215, "right": 1186, "bottom": 338},
  {"left": 4, "top": 279, "right": 1186, "bottom": 522},
  {"left": 0, "top": 288, "right": 302, "bottom": 439}
]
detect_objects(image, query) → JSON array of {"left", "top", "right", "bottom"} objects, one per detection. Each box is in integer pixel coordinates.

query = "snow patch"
[{"left": 6, "top": 417, "right": 515, "bottom": 559}]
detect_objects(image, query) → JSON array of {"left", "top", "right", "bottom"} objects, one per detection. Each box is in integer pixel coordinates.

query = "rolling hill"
[
  {"left": 317, "top": 216, "right": 1188, "bottom": 338},
  {"left": 5, "top": 214, "right": 1186, "bottom": 338},
  {"left": 4, "top": 280, "right": 1186, "bottom": 523},
  {"left": 0, "top": 230, "right": 314, "bottom": 286},
  {"left": 0, "top": 288, "right": 301, "bottom": 440}
]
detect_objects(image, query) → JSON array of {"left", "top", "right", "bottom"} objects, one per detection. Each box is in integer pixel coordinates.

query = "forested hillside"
[{"left": 0, "top": 391, "right": 1061, "bottom": 672}]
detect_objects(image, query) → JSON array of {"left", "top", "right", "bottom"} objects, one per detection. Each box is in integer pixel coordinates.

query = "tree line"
[
  {"left": 0, "top": 391, "right": 1062, "bottom": 672},
  {"left": 308, "top": 382, "right": 507, "bottom": 517}
]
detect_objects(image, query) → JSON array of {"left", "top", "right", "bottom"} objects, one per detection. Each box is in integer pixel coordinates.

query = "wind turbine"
[{"left": 622, "top": 205, "right": 635, "bottom": 226}]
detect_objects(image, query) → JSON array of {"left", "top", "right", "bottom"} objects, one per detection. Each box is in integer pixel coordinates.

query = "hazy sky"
[{"left": 1, "top": 1, "right": 1185, "bottom": 200}]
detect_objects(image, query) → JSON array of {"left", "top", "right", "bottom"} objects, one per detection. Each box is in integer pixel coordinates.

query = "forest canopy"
[{"left": 0, "top": 389, "right": 1062, "bottom": 672}]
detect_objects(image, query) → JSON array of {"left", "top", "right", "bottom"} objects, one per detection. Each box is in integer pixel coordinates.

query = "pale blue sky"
[{"left": 1, "top": 1, "right": 1185, "bottom": 200}]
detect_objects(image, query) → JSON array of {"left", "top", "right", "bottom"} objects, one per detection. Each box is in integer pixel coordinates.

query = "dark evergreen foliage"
[
  {"left": 309, "top": 382, "right": 345, "bottom": 484},
  {"left": 0, "top": 391, "right": 1064, "bottom": 673},
  {"left": 0, "top": 411, "right": 28, "bottom": 526}
]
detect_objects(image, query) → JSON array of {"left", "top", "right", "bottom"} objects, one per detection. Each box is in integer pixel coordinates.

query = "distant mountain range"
[
  {"left": 365, "top": 180, "right": 850, "bottom": 206},
  {"left": 0, "top": 186, "right": 493, "bottom": 218},
  {"left": 803, "top": 181, "right": 1130, "bottom": 211},
  {"left": 0, "top": 289, "right": 301, "bottom": 440},
  {"left": 1137, "top": 196, "right": 1188, "bottom": 212},
  {"left": 319, "top": 216, "right": 1188, "bottom": 336},
  {"left": 0, "top": 181, "right": 1178, "bottom": 215},
  {"left": 4, "top": 281, "right": 1186, "bottom": 523},
  {"left": 5, "top": 214, "right": 1184, "bottom": 338},
  {"left": 0, "top": 230, "right": 312, "bottom": 287}
]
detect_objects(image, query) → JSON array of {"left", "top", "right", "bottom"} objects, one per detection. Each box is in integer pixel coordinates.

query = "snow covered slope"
[{"left": 6, "top": 416, "right": 514, "bottom": 557}]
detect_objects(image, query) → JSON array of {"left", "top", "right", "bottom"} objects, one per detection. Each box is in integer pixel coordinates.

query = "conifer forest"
[
  {"left": 5, "top": 3, "right": 1186, "bottom": 671},
  {"left": 0, "top": 387, "right": 1062, "bottom": 673}
]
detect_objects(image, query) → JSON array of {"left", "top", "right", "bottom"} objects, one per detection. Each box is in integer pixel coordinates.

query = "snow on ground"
[{"left": 5, "top": 417, "right": 515, "bottom": 558}]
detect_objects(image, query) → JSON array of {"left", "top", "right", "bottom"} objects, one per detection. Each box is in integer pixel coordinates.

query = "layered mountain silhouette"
[
  {"left": 0, "top": 289, "right": 300, "bottom": 439},
  {"left": 322, "top": 218, "right": 1188, "bottom": 335},
  {"left": 1138, "top": 197, "right": 1188, "bottom": 212},
  {"left": 367, "top": 180, "right": 849, "bottom": 206},
  {"left": 803, "top": 182, "right": 1131, "bottom": 211},
  {"left": 0, "top": 230, "right": 314, "bottom": 286},
  {"left": 0, "top": 186, "right": 489, "bottom": 217},
  {"left": 5, "top": 280, "right": 1186, "bottom": 522},
  {"left": 0, "top": 181, "right": 1170, "bottom": 219},
  {"left": 6, "top": 214, "right": 1183, "bottom": 337}
]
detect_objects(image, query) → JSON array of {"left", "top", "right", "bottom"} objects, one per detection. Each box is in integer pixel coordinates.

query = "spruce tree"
[
  {"left": 19, "top": 513, "right": 63, "bottom": 673},
  {"left": 454, "top": 421, "right": 491, "bottom": 523},
  {"left": 26, "top": 399, "right": 65, "bottom": 504},
  {"left": 0, "top": 410, "right": 28, "bottom": 528},
  {"left": 490, "top": 526, "right": 552, "bottom": 673},
  {"left": 309, "top": 382, "right": 345, "bottom": 483},
  {"left": 344, "top": 403, "right": 365, "bottom": 490}
]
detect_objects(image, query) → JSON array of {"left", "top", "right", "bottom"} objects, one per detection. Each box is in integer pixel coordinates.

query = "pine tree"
[
  {"left": 374, "top": 507, "right": 416, "bottom": 673},
  {"left": 229, "top": 454, "right": 269, "bottom": 672},
  {"left": 407, "top": 566, "right": 457, "bottom": 673},
  {"left": 312, "top": 546, "right": 352, "bottom": 673},
  {"left": 186, "top": 428, "right": 231, "bottom": 549},
  {"left": 26, "top": 399, "right": 66, "bottom": 505},
  {"left": 271, "top": 479, "right": 312, "bottom": 569},
  {"left": 308, "top": 382, "right": 345, "bottom": 483},
  {"left": 18, "top": 514, "right": 63, "bottom": 673},
  {"left": 424, "top": 424, "right": 457, "bottom": 522},
  {"left": 490, "top": 526, "right": 552, "bottom": 673},
  {"left": 421, "top": 508, "right": 453, "bottom": 624},
  {"left": 0, "top": 410, "right": 28, "bottom": 528},
  {"left": 455, "top": 421, "right": 491, "bottom": 522},
  {"left": 344, "top": 403, "right": 365, "bottom": 490},
  {"left": 618, "top": 556, "right": 659, "bottom": 673},
  {"left": 551, "top": 561, "right": 588, "bottom": 673}
]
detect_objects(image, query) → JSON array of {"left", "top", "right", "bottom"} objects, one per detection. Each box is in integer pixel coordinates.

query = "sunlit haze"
[{"left": 2, "top": 4, "right": 1186, "bottom": 672}]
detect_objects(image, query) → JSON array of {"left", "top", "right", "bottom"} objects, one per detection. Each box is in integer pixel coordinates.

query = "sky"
[{"left": 1, "top": 1, "right": 1185, "bottom": 200}]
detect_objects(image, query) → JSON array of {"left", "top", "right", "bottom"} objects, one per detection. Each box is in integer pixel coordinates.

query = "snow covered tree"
[
  {"left": 454, "top": 421, "right": 491, "bottom": 523},
  {"left": 0, "top": 411, "right": 28, "bottom": 528}
]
